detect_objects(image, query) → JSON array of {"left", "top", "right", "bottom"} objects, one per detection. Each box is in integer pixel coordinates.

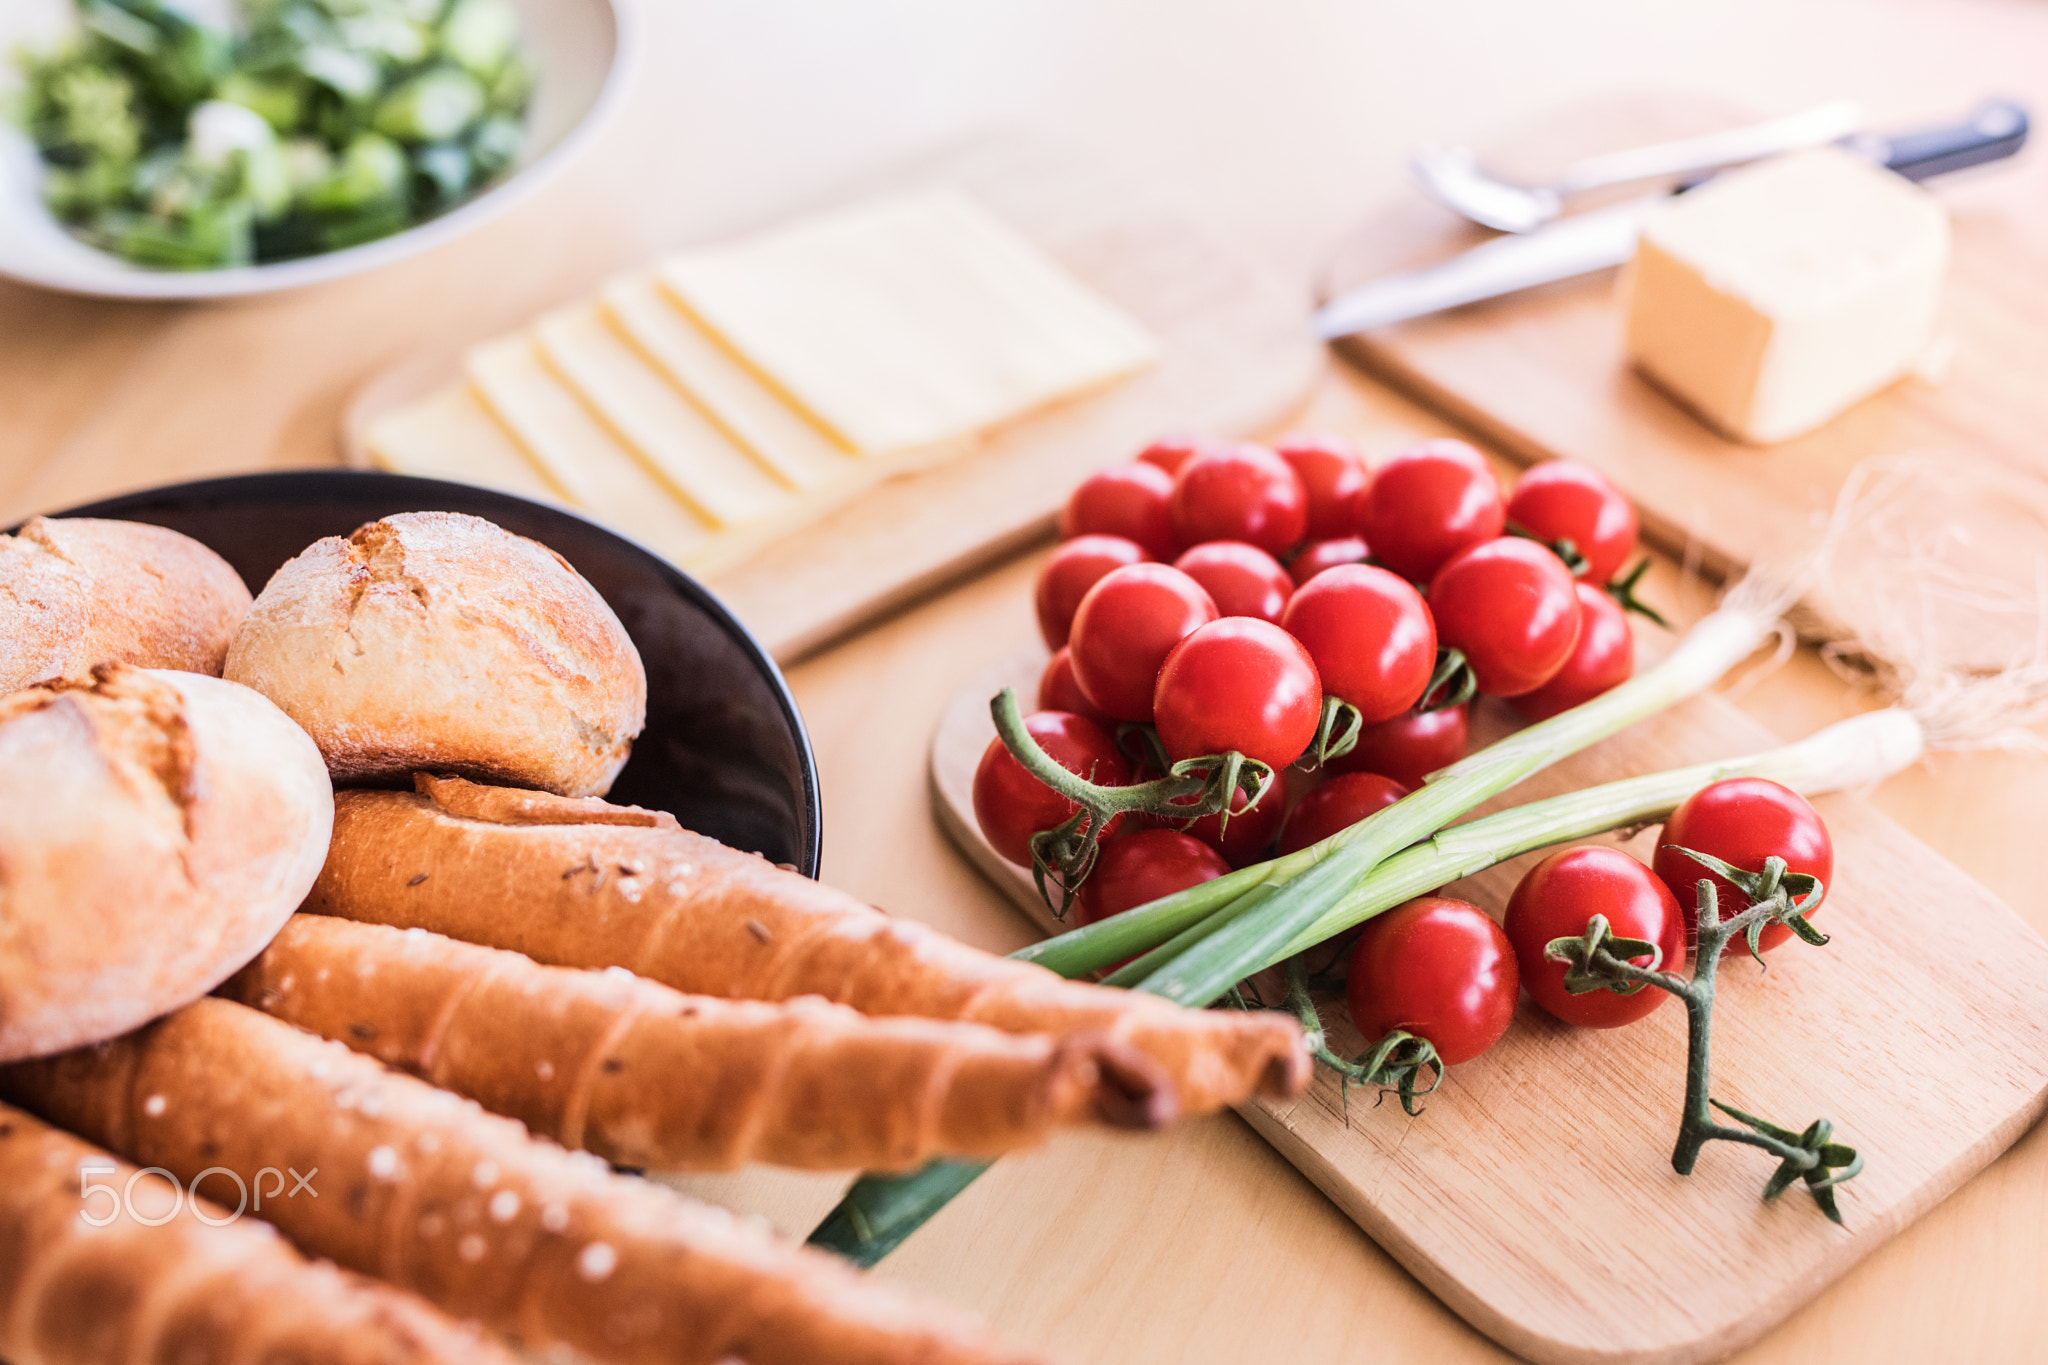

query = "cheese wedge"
[
  {"left": 659, "top": 187, "right": 1159, "bottom": 456},
  {"left": 364, "top": 383, "right": 569, "bottom": 507},
  {"left": 533, "top": 304, "right": 793, "bottom": 528},
  {"left": 1622, "top": 146, "right": 1950, "bottom": 444},
  {"left": 465, "top": 336, "right": 716, "bottom": 563},
  {"left": 602, "top": 273, "right": 858, "bottom": 490}
]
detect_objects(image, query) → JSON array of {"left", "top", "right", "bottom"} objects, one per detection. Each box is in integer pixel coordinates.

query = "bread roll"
[
  {"left": 0, "top": 665, "right": 333, "bottom": 1061},
  {"left": 224, "top": 512, "right": 646, "bottom": 797},
  {"left": 0, "top": 516, "right": 252, "bottom": 693}
]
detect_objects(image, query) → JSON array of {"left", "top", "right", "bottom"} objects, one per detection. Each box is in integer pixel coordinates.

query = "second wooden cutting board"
[{"left": 929, "top": 648, "right": 2048, "bottom": 1365}]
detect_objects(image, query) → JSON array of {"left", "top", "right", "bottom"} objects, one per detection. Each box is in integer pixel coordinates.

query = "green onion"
[
  {"left": 810, "top": 704, "right": 1925, "bottom": 1266},
  {"left": 1021, "top": 598, "right": 1786, "bottom": 988}
]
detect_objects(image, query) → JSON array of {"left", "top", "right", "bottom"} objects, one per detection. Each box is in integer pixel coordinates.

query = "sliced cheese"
[
  {"left": 1621, "top": 146, "right": 1950, "bottom": 444},
  {"left": 533, "top": 303, "right": 793, "bottom": 528},
  {"left": 364, "top": 382, "right": 570, "bottom": 507},
  {"left": 602, "top": 273, "right": 858, "bottom": 490},
  {"left": 465, "top": 335, "right": 716, "bottom": 564},
  {"left": 659, "top": 187, "right": 1159, "bottom": 456}
]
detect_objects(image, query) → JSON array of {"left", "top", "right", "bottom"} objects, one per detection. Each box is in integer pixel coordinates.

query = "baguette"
[
  {"left": 0, "top": 1098, "right": 517, "bottom": 1365},
  {"left": 0, "top": 999, "right": 1044, "bottom": 1365},
  {"left": 223, "top": 915, "right": 1175, "bottom": 1171},
  {"left": 308, "top": 776, "right": 1309, "bottom": 1113}
]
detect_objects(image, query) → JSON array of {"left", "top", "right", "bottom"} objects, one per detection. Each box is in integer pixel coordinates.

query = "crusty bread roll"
[
  {"left": 0, "top": 665, "right": 333, "bottom": 1061},
  {"left": 0, "top": 516, "right": 252, "bottom": 693},
  {"left": 224, "top": 511, "right": 646, "bottom": 797}
]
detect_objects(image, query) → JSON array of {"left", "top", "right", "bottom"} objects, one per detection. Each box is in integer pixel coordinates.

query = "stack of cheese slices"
[{"left": 367, "top": 187, "right": 1160, "bottom": 573}]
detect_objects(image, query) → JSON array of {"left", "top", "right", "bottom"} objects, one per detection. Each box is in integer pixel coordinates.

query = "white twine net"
[{"left": 1807, "top": 451, "right": 2048, "bottom": 756}]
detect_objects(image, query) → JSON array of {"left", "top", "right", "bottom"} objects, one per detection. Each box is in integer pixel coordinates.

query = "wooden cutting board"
[
  {"left": 1323, "top": 96, "right": 2048, "bottom": 670},
  {"left": 929, "top": 647, "right": 2048, "bottom": 1365},
  {"left": 344, "top": 136, "right": 1323, "bottom": 662}
]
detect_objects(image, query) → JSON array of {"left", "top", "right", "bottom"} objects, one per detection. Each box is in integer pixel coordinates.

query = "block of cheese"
[
  {"left": 660, "top": 187, "right": 1160, "bottom": 456},
  {"left": 1621, "top": 146, "right": 1950, "bottom": 444}
]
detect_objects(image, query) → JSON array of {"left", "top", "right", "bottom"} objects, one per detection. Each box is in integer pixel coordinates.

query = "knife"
[{"left": 1315, "top": 99, "right": 2030, "bottom": 340}]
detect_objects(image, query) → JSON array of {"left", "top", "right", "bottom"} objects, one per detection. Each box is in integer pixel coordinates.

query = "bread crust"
[
  {"left": 0, "top": 666, "right": 334, "bottom": 1061},
  {"left": 0, "top": 517, "right": 251, "bottom": 693},
  {"left": 224, "top": 511, "right": 646, "bottom": 797}
]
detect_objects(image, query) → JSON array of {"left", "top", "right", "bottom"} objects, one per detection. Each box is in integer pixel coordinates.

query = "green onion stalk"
[
  {"left": 810, "top": 590, "right": 1798, "bottom": 1263},
  {"left": 1034, "top": 594, "right": 1792, "bottom": 993},
  {"left": 809, "top": 702, "right": 1926, "bottom": 1263}
]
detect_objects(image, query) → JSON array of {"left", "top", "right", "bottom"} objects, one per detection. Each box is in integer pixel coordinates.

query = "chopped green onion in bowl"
[{"left": 10, "top": 0, "right": 534, "bottom": 270}]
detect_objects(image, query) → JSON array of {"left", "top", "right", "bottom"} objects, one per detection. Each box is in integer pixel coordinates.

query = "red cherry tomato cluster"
[{"left": 978, "top": 434, "right": 1667, "bottom": 1037}]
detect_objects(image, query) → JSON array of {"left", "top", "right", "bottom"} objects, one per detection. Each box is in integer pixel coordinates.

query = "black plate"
[{"left": 46, "top": 471, "right": 822, "bottom": 877}]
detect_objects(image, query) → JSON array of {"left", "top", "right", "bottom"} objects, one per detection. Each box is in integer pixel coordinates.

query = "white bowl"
[{"left": 0, "top": 0, "right": 638, "bottom": 300}]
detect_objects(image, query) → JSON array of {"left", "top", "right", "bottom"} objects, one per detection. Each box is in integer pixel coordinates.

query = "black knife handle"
[{"left": 1846, "top": 99, "right": 2030, "bottom": 182}]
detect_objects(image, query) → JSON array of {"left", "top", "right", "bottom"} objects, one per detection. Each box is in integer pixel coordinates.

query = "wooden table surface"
[{"left": 6, "top": 2, "right": 2047, "bottom": 1361}]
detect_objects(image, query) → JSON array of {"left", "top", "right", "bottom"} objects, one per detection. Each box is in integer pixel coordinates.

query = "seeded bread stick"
[
  {"left": 0, "top": 1099, "right": 517, "bottom": 1365},
  {"left": 0, "top": 999, "right": 1045, "bottom": 1365},
  {"left": 306, "top": 776, "right": 1309, "bottom": 1113},
  {"left": 222, "top": 915, "right": 1175, "bottom": 1172}
]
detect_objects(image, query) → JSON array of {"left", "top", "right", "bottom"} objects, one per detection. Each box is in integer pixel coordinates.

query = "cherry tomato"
[
  {"left": 1035, "top": 534, "right": 1149, "bottom": 651},
  {"left": 1279, "top": 564, "right": 1436, "bottom": 724},
  {"left": 1037, "top": 646, "right": 1110, "bottom": 726},
  {"left": 1654, "top": 778, "right": 1833, "bottom": 955},
  {"left": 1135, "top": 433, "right": 1214, "bottom": 476},
  {"left": 972, "top": 711, "right": 1131, "bottom": 868},
  {"left": 1355, "top": 439, "right": 1506, "bottom": 583},
  {"left": 1169, "top": 444, "right": 1309, "bottom": 556},
  {"left": 1060, "top": 462, "right": 1179, "bottom": 560},
  {"left": 1067, "top": 563, "right": 1218, "bottom": 722},
  {"left": 1346, "top": 897, "right": 1518, "bottom": 1065},
  {"left": 1146, "top": 766, "right": 1291, "bottom": 868},
  {"left": 1511, "top": 583, "right": 1634, "bottom": 722},
  {"left": 1277, "top": 771, "right": 1409, "bottom": 856},
  {"left": 1077, "top": 829, "right": 1231, "bottom": 927},
  {"left": 1326, "top": 702, "right": 1467, "bottom": 789},
  {"left": 1504, "top": 846, "right": 1686, "bottom": 1029},
  {"left": 1172, "top": 541, "right": 1293, "bottom": 624},
  {"left": 1289, "top": 536, "right": 1372, "bottom": 587},
  {"left": 1274, "top": 433, "right": 1370, "bottom": 540},
  {"left": 1507, "top": 461, "right": 1638, "bottom": 586},
  {"left": 1153, "top": 617, "right": 1321, "bottom": 770},
  {"left": 1429, "top": 538, "right": 1582, "bottom": 697}
]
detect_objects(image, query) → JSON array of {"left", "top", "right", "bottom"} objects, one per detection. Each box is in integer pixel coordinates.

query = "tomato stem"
[
  {"left": 1604, "top": 557, "right": 1671, "bottom": 629},
  {"left": 1300, "top": 695, "right": 1363, "bottom": 770},
  {"left": 1282, "top": 959, "right": 1441, "bottom": 1117},
  {"left": 994, "top": 688, "right": 1272, "bottom": 912},
  {"left": 1543, "top": 854, "right": 1860, "bottom": 1223},
  {"left": 1420, "top": 645, "right": 1477, "bottom": 712},
  {"left": 1504, "top": 518, "right": 1589, "bottom": 577}
]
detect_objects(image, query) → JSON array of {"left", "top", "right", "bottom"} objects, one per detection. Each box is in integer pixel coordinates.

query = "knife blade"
[{"left": 1316, "top": 99, "right": 2029, "bottom": 341}]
